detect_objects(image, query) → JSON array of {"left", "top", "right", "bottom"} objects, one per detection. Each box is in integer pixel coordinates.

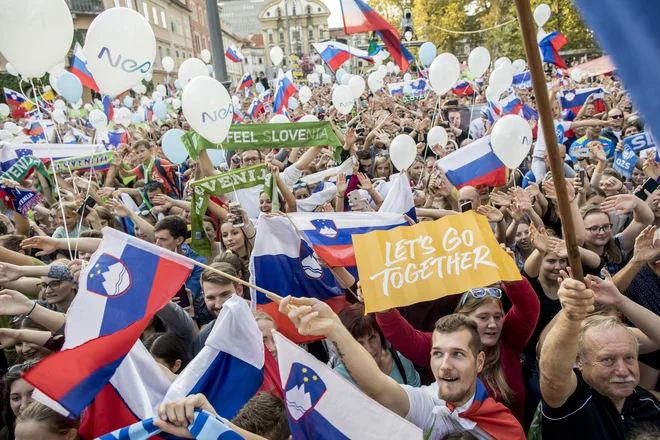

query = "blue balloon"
[
  {"left": 336, "top": 68, "right": 346, "bottom": 84},
  {"left": 161, "top": 129, "right": 188, "bottom": 164},
  {"left": 57, "top": 72, "right": 83, "bottom": 104},
  {"left": 153, "top": 102, "right": 168, "bottom": 120},
  {"left": 207, "top": 64, "right": 214, "bottom": 75},
  {"left": 207, "top": 149, "right": 225, "bottom": 167},
  {"left": 174, "top": 79, "right": 181, "bottom": 90},
  {"left": 403, "top": 84, "right": 413, "bottom": 95},
  {"left": 131, "top": 113, "right": 143, "bottom": 124},
  {"left": 123, "top": 97, "right": 134, "bottom": 108},
  {"left": 419, "top": 42, "right": 437, "bottom": 67}
]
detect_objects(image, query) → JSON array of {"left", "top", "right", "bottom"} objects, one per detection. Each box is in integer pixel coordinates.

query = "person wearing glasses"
[
  {"left": 375, "top": 271, "right": 540, "bottom": 424},
  {"left": 601, "top": 108, "right": 626, "bottom": 145},
  {"left": 582, "top": 198, "right": 654, "bottom": 276}
]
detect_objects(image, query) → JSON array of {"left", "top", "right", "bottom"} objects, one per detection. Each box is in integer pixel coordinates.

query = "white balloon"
[
  {"left": 322, "top": 73, "right": 332, "bottom": 84},
  {"left": 0, "top": 0, "right": 73, "bottom": 78},
  {"left": 374, "top": 56, "right": 383, "bottom": 68},
  {"left": 534, "top": 3, "right": 552, "bottom": 27},
  {"left": 468, "top": 47, "right": 491, "bottom": 78},
  {"left": 270, "top": 46, "right": 284, "bottom": 66},
  {"left": 5, "top": 64, "right": 19, "bottom": 78},
  {"left": 162, "top": 56, "right": 175, "bottom": 73},
  {"left": 132, "top": 83, "right": 147, "bottom": 94},
  {"left": 341, "top": 73, "right": 352, "bottom": 86},
  {"left": 428, "top": 53, "right": 460, "bottom": 95},
  {"left": 491, "top": 114, "right": 533, "bottom": 168},
  {"left": 570, "top": 68, "right": 583, "bottom": 83},
  {"left": 332, "top": 85, "right": 354, "bottom": 116},
  {"left": 403, "top": 73, "right": 412, "bottom": 82},
  {"left": 232, "top": 95, "right": 240, "bottom": 108},
  {"left": 368, "top": 72, "right": 384, "bottom": 92},
  {"left": 200, "top": 49, "right": 211, "bottom": 64},
  {"left": 404, "top": 31, "right": 412, "bottom": 41},
  {"left": 299, "top": 86, "right": 312, "bottom": 104},
  {"left": 115, "top": 107, "right": 132, "bottom": 127},
  {"left": 156, "top": 84, "right": 167, "bottom": 96},
  {"left": 49, "top": 74, "right": 61, "bottom": 95},
  {"left": 84, "top": 7, "right": 156, "bottom": 96},
  {"left": 0, "top": 130, "right": 12, "bottom": 141},
  {"left": 84, "top": 104, "right": 93, "bottom": 112},
  {"left": 537, "top": 27, "right": 547, "bottom": 43},
  {"left": 54, "top": 100, "right": 66, "bottom": 111},
  {"left": 394, "top": 66, "right": 401, "bottom": 75},
  {"left": 387, "top": 62, "right": 394, "bottom": 74},
  {"left": 288, "top": 97, "right": 299, "bottom": 110},
  {"left": 494, "top": 57, "right": 512, "bottom": 70},
  {"left": 52, "top": 108, "right": 66, "bottom": 125},
  {"left": 182, "top": 76, "right": 233, "bottom": 143},
  {"left": 348, "top": 76, "right": 365, "bottom": 99},
  {"left": 0, "top": 104, "right": 9, "bottom": 118},
  {"left": 4, "top": 122, "right": 22, "bottom": 135},
  {"left": 144, "top": 72, "right": 153, "bottom": 82},
  {"left": 152, "top": 92, "right": 163, "bottom": 102},
  {"left": 89, "top": 109, "right": 108, "bottom": 131},
  {"left": 489, "top": 66, "right": 514, "bottom": 96},
  {"left": 298, "top": 114, "right": 318, "bottom": 122},
  {"left": 47, "top": 60, "right": 66, "bottom": 77},
  {"left": 172, "top": 98, "right": 181, "bottom": 110},
  {"left": 269, "top": 114, "right": 290, "bottom": 124},
  {"left": 485, "top": 85, "right": 500, "bottom": 103},
  {"left": 377, "top": 65, "right": 388, "bottom": 78},
  {"left": 71, "top": 99, "right": 82, "bottom": 110},
  {"left": 390, "top": 135, "right": 417, "bottom": 170},
  {"left": 427, "top": 126, "right": 448, "bottom": 148},
  {"left": 512, "top": 59, "right": 526, "bottom": 75},
  {"left": 178, "top": 58, "right": 208, "bottom": 89},
  {"left": 315, "top": 65, "right": 324, "bottom": 74}
]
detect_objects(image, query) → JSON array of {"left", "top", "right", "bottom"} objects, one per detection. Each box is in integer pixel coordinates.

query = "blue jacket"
[{"left": 182, "top": 243, "right": 206, "bottom": 300}]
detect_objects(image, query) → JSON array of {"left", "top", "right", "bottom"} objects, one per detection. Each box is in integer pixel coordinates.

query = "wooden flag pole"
[{"left": 513, "top": 0, "right": 584, "bottom": 281}]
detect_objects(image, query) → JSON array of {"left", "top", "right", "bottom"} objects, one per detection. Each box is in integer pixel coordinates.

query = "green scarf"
[
  {"left": 190, "top": 164, "right": 269, "bottom": 257},
  {"left": 1, "top": 156, "right": 53, "bottom": 192},
  {"left": 49, "top": 151, "right": 115, "bottom": 174},
  {"left": 181, "top": 121, "right": 343, "bottom": 160}
]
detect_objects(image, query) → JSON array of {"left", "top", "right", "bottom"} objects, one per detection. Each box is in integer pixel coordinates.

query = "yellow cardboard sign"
[{"left": 353, "top": 211, "right": 522, "bottom": 313}]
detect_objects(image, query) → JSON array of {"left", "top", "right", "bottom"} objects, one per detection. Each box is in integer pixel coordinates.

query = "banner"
[
  {"left": 614, "top": 146, "right": 638, "bottom": 179},
  {"left": 50, "top": 151, "right": 115, "bottom": 174},
  {"left": 387, "top": 79, "right": 428, "bottom": 96},
  {"left": 68, "top": 108, "right": 89, "bottom": 119},
  {"left": 1, "top": 156, "right": 53, "bottom": 191},
  {"left": 181, "top": 122, "right": 342, "bottom": 160},
  {"left": 190, "top": 164, "right": 269, "bottom": 257},
  {"left": 0, "top": 185, "right": 42, "bottom": 216},
  {"left": 353, "top": 211, "right": 521, "bottom": 313},
  {"left": 624, "top": 132, "right": 656, "bottom": 153}
]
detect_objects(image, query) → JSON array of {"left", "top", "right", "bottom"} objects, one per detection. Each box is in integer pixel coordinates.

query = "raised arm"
[
  {"left": 375, "top": 307, "right": 433, "bottom": 368},
  {"left": 501, "top": 278, "right": 541, "bottom": 351},
  {"left": 601, "top": 194, "right": 654, "bottom": 251},
  {"left": 613, "top": 226, "right": 660, "bottom": 293},
  {"left": 21, "top": 236, "right": 102, "bottom": 256}
]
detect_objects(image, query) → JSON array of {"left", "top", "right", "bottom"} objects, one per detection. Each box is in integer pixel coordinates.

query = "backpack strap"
[
  {"left": 389, "top": 348, "right": 408, "bottom": 385},
  {"left": 153, "top": 158, "right": 180, "bottom": 197}
]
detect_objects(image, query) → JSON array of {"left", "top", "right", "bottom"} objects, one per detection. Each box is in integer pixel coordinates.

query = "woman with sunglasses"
[{"left": 375, "top": 268, "right": 540, "bottom": 424}]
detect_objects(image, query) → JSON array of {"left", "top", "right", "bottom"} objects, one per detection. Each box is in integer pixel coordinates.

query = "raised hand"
[
  {"left": 632, "top": 225, "right": 660, "bottom": 263},
  {"left": 279, "top": 296, "right": 341, "bottom": 337},
  {"left": 543, "top": 178, "right": 576, "bottom": 203},
  {"left": 0, "top": 289, "right": 33, "bottom": 316},
  {"left": 356, "top": 172, "right": 373, "bottom": 192},
  {"left": 152, "top": 194, "right": 174, "bottom": 210},
  {"left": 21, "top": 236, "right": 59, "bottom": 257},
  {"left": 336, "top": 173, "right": 348, "bottom": 197},
  {"left": 600, "top": 194, "right": 638, "bottom": 215},
  {"left": 588, "top": 141, "right": 607, "bottom": 162},
  {"left": 0, "top": 263, "right": 23, "bottom": 283},
  {"left": 557, "top": 275, "right": 595, "bottom": 322},
  {"left": 476, "top": 205, "right": 504, "bottom": 223},
  {"left": 643, "top": 151, "right": 660, "bottom": 180},
  {"left": 525, "top": 181, "right": 541, "bottom": 198},
  {"left": 529, "top": 224, "right": 552, "bottom": 252},
  {"left": 586, "top": 270, "right": 624, "bottom": 307},
  {"left": 490, "top": 190, "right": 514, "bottom": 207},
  {"left": 105, "top": 199, "right": 134, "bottom": 218}
]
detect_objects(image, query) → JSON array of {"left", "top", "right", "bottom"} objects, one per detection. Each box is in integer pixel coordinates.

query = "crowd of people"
[{"left": 0, "top": 58, "right": 658, "bottom": 440}]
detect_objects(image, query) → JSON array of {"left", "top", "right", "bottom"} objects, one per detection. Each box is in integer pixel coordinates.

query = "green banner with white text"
[{"left": 181, "top": 121, "right": 342, "bottom": 160}]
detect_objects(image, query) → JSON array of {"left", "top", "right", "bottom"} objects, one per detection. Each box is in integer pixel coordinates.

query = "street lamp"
[{"left": 206, "top": 0, "right": 230, "bottom": 88}]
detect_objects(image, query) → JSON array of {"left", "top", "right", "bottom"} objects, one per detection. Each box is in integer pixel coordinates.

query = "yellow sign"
[{"left": 353, "top": 211, "right": 521, "bottom": 313}]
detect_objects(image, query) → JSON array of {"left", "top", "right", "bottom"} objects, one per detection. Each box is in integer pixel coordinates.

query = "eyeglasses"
[
  {"left": 460, "top": 287, "right": 502, "bottom": 307},
  {"left": 37, "top": 280, "right": 62, "bottom": 291},
  {"left": 586, "top": 224, "right": 612, "bottom": 234},
  {"left": 610, "top": 114, "right": 624, "bottom": 120},
  {"left": 242, "top": 157, "right": 260, "bottom": 165}
]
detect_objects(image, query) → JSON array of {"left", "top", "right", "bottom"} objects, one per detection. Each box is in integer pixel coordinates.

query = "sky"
[{"left": 321, "top": 0, "right": 345, "bottom": 29}]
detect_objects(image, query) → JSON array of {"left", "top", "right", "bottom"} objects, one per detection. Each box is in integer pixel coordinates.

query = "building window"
[
  {"left": 279, "top": 31, "right": 284, "bottom": 42},
  {"left": 292, "top": 4, "right": 296, "bottom": 15},
  {"left": 192, "top": 5, "right": 198, "bottom": 21},
  {"left": 258, "top": 57, "right": 262, "bottom": 64},
  {"left": 125, "top": 0, "right": 133, "bottom": 8},
  {"left": 176, "top": 50, "right": 180, "bottom": 58},
  {"left": 195, "top": 35, "right": 201, "bottom": 53},
  {"left": 142, "top": 2, "right": 149, "bottom": 21},
  {"left": 277, "top": 7, "right": 281, "bottom": 17},
  {"left": 161, "top": 11, "right": 166, "bottom": 28},
  {"left": 152, "top": 7, "right": 158, "bottom": 25},
  {"left": 171, "top": 18, "right": 176, "bottom": 32},
  {"left": 167, "top": 47, "right": 171, "bottom": 56},
  {"left": 269, "top": 33, "right": 274, "bottom": 43},
  {"left": 113, "top": 0, "right": 120, "bottom": 7},
  {"left": 319, "top": 27, "right": 323, "bottom": 39},
  {"left": 307, "top": 6, "right": 311, "bottom": 15},
  {"left": 200, "top": 7, "right": 205, "bottom": 26},
  {"left": 158, "top": 46, "right": 163, "bottom": 63},
  {"left": 309, "top": 28, "right": 313, "bottom": 40}
]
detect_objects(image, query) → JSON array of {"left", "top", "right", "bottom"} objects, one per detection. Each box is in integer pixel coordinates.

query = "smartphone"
[
  {"left": 635, "top": 178, "right": 660, "bottom": 201},
  {"left": 232, "top": 155, "right": 241, "bottom": 165},
  {"left": 348, "top": 191, "right": 369, "bottom": 212},
  {"left": 77, "top": 197, "right": 97, "bottom": 218},
  {"left": 460, "top": 201, "right": 473, "bottom": 213},
  {"left": 173, "top": 284, "right": 191, "bottom": 310},
  {"left": 228, "top": 202, "right": 245, "bottom": 228}
]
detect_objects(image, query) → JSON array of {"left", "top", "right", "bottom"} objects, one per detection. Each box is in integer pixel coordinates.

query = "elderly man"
[
  {"left": 602, "top": 108, "right": 625, "bottom": 145},
  {"left": 540, "top": 276, "right": 660, "bottom": 439}
]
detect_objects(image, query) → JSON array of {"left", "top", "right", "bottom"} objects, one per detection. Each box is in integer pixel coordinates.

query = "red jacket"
[{"left": 375, "top": 278, "right": 540, "bottom": 424}]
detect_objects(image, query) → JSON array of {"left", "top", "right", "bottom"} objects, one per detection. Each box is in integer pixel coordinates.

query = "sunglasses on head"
[
  {"left": 293, "top": 183, "right": 309, "bottom": 190},
  {"left": 460, "top": 287, "right": 502, "bottom": 307}
]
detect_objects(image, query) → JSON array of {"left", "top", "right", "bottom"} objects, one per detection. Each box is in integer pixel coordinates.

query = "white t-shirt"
[
  {"left": 403, "top": 385, "right": 493, "bottom": 439},
  {"left": 533, "top": 120, "right": 572, "bottom": 159}
]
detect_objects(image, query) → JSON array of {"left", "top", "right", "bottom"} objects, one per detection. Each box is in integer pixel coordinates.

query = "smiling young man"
[{"left": 280, "top": 297, "right": 525, "bottom": 439}]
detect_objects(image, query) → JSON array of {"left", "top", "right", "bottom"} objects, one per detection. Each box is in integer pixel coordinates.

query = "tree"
[
  {"left": 412, "top": 0, "right": 474, "bottom": 54},
  {"left": 367, "top": 0, "right": 415, "bottom": 29}
]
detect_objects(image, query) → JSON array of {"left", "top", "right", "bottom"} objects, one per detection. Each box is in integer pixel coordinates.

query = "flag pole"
[
  {"left": 513, "top": 0, "right": 584, "bottom": 281},
  {"left": 191, "top": 260, "right": 283, "bottom": 303}
]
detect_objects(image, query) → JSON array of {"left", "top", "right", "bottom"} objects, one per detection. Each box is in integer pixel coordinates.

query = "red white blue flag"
[
  {"left": 225, "top": 47, "right": 244, "bottom": 63},
  {"left": 71, "top": 42, "right": 99, "bottom": 92}
]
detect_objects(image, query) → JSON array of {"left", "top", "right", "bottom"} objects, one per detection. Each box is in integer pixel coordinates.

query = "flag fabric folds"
[
  {"left": 24, "top": 228, "right": 194, "bottom": 417},
  {"left": 274, "top": 331, "right": 423, "bottom": 439},
  {"left": 379, "top": 174, "right": 417, "bottom": 221},
  {"left": 225, "top": 47, "right": 244, "bottom": 63},
  {"left": 71, "top": 42, "right": 100, "bottom": 91},
  {"left": 452, "top": 80, "right": 475, "bottom": 97},
  {"left": 312, "top": 41, "right": 374, "bottom": 72},
  {"left": 340, "top": 0, "right": 415, "bottom": 71},
  {"left": 436, "top": 135, "right": 506, "bottom": 189},
  {"left": 250, "top": 215, "right": 348, "bottom": 344},
  {"left": 287, "top": 211, "right": 408, "bottom": 267},
  {"left": 538, "top": 32, "right": 568, "bottom": 69},
  {"left": 3, "top": 88, "right": 28, "bottom": 108},
  {"left": 273, "top": 74, "right": 296, "bottom": 115},
  {"left": 102, "top": 96, "right": 115, "bottom": 123},
  {"left": 248, "top": 99, "right": 265, "bottom": 118},
  {"left": 238, "top": 72, "right": 254, "bottom": 91},
  {"left": 499, "top": 93, "right": 523, "bottom": 115},
  {"left": 559, "top": 87, "right": 606, "bottom": 115}
]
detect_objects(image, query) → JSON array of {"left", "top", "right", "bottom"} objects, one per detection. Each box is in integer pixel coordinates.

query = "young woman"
[
  {"left": 219, "top": 208, "right": 255, "bottom": 272},
  {"left": 336, "top": 303, "right": 420, "bottom": 389},
  {"left": 406, "top": 156, "right": 426, "bottom": 189},
  {"left": 51, "top": 202, "right": 88, "bottom": 239},
  {"left": 143, "top": 332, "right": 190, "bottom": 374},
  {"left": 375, "top": 277, "right": 540, "bottom": 424},
  {"left": 372, "top": 155, "right": 393, "bottom": 181},
  {"left": 14, "top": 402, "right": 79, "bottom": 440},
  {"left": 253, "top": 310, "right": 277, "bottom": 362},
  {"left": 0, "top": 362, "right": 36, "bottom": 440}
]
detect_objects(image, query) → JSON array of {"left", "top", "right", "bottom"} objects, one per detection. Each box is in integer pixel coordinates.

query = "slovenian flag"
[
  {"left": 452, "top": 79, "right": 475, "bottom": 97},
  {"left": 238, "top": 71, "right": 254, "bottom": 90},
  {"left": 340, "top": 0, "right": 415, "bottom": 72},
  {"left": 248, "top": 99, "right": 265, "bottom": 118},
  {"left": 70, "top": 42, "right": 99, "bottom": 92},
  {"left": 499, "top": 92, "right": 523, "bottom": 115},
  {"left": 225, "top": 46, "right": 244, "bottom": 63},
  {"left": 312, "top": 41, "right": 374, "bottom": 72},
  {"left": 487, "top": 101, "right": 502, "bottom": 124},
  {"left": 273, "top": 74, "right": 296, "bottom": 115},
  {"left": 102, "top": 96, "right": 114, "bottom": 124},
  {"left": 260, "top": 89, "right": 272, "bottom": 103},
  {"left": 24, "top": 228, "right": 194, "bottom": 417},
  {"left": 538, "top": 32, "right": 568, "bottom": 69},
  {"left": 250, "top": 215, "right": 349, "bottom": 344},
  {"left": 436, "top": 135, "right": 506, "bottom": 189},
  {"left": 274, "top": 331, "right": 423, "bottom": 438},
  {"left": 3, "top": 88, "right": 28, "bottom": 108},
  {"left": 233, "top": 107, "right": 245, "bottom": 123},
  {"left": 512, "top": 71, "right": 532, "bottom": 90},
  {"left": 560, "top": 87, "right": 606, "bottom": 115}
]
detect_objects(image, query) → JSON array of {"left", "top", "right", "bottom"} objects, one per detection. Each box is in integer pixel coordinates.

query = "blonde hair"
[
  {"left": 252, "top": 310, "right": 276, "bottom": 326},
  {"left": 373, "top": 155, "right": 393, "bottom": 178},
  {"left": 456, "top": 294, "right": 515, "bottom": 407},
  {"left": 577, "top": 315, "right": 638, "bottom": 363},
  {"left": 581, "top": 204, "right": 623, "bottom": 265},
  {"left": 17, "top": 402, "right": 79, "bottom": 438}
]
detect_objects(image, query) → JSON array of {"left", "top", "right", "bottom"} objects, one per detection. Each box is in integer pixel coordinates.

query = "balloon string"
[{"left": 420, "top": 17, "right": 517, "bottom": 35}]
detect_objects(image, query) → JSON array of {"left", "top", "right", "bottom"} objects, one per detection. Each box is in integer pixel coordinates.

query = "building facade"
[
  {"left": 218, "top": 0, "right": 267, "bottom": 38},
  {"left": 188, "top": 0, "right": 211, "bottom": 58},
  {"left": 220, "top": 20, "right": 245, "bottom": 85},
  {"left": 259, "top": 0, "right": 330, "bottom": 68},
  {"left": 242, "top": 34, "right": 267, "bottom": 77}
]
